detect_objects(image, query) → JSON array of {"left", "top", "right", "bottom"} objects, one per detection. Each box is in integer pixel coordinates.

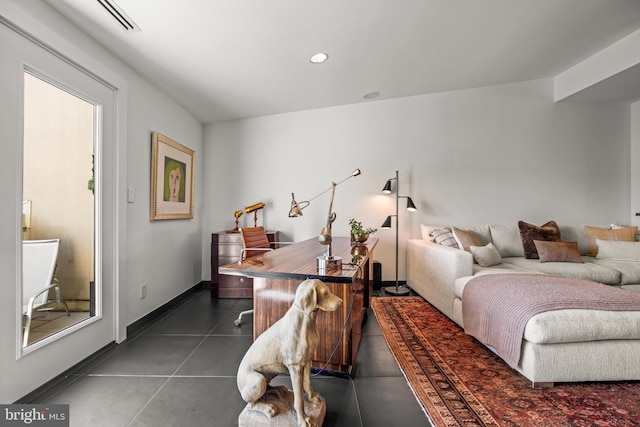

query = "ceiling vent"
[{"left": 96, "top": 0, "right": 140, "bottom": 32}]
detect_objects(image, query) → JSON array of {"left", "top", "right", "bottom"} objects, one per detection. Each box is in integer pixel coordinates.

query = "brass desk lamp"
[{"left": 289, "top": 168, "right": 361, "bottom": 271}]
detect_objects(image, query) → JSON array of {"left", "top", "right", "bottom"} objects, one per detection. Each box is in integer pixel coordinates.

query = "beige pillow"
[
  {"left": 489, "top": 225, "right": 525, "bottom": 258},
  {"left": 595, "top": 239, "right": 640, "bottom": 261},
  {"left": 534, "top": 240, "right": 583, "bottom": 263},
  {"left": 452, "top": 227, "right": 483, "bottom": 252},
  {"left": 470, "top": 243, "right": 502, "bottom": 267},
  {"left": 584, "top": 225, "right": 637, "bottom": 257}
]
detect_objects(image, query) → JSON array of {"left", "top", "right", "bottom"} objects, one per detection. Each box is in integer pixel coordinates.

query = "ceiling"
[{"left": 45, "top": 0, "right": 640, "bottom": 124}]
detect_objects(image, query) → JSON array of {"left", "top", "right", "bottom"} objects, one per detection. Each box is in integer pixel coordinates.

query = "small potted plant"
[{"left": 349, "top": 218, "right": 377, "bottom": 246}]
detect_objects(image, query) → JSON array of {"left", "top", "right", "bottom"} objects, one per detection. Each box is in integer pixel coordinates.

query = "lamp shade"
[
  {"left": 381, "top": 180, "right": 392, "bottom": 194},
  {"left": 288, "top": 193, "right": 304, "bottom": 217},
  {"left": 288, "top": 202, "right": 303, "bottom": 217},
  {"left": 381, "top": 215, "right": 393, "bottom": 228},
  {"left": 406, "top": 197, "right": 417, "bottom": 212}
]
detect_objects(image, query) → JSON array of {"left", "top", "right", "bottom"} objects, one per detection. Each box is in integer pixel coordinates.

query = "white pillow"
[
  {"left": 595, "top": 239, "right": 640, "bottom": 261},
  {"left": 470, "top": 243, "right": 502, "bottom": 267}
]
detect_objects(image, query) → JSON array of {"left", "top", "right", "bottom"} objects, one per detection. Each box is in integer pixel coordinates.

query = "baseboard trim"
[
  {"left": 126, "top": 281, "right": 205, "bottom": 336},
  {"left": 18, "top": 281, "right": 208, "bottom": 403},
  {"left": 374, "top": 280, "right": 407, "bottom": 289},
  {"left": 17, "top": 341, "right": 117, "bottom": 403},
  {"left": 381, "top": 280, "right": 407, "bottom": 286}
]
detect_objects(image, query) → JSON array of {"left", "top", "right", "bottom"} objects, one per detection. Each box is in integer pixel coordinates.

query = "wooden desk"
[{"left": 219, "top": 236, "right": 377, "bottom": 377}]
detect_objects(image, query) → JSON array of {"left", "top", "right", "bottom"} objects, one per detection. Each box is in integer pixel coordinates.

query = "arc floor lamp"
[{"left": 381, "top": 170, "right": 417, "bottom": 296}]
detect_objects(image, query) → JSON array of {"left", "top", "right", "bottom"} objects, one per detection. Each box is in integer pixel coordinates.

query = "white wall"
[
  {"left": 125, "top": 68, "right": 203, "bottom": 325},
  {"left": 0, "top": 0, "right": 202, "bottom": 402},
  {"left": 203, "top": 78, "right": 632, "bottom": 282}
]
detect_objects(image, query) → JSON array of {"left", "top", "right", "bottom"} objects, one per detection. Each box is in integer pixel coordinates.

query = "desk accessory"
[
  {"left": 227, "top": 209, "right": 244, "bottom": 232},
  {"left": 245, "top": 201, "right": 265, "bottom": 227}
]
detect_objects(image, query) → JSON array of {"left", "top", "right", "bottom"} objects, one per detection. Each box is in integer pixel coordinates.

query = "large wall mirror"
[{"left": 21, "top": 70, "right": 97, "bottom": 349}]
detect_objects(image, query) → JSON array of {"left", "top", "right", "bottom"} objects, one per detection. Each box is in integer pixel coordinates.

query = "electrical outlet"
[{"left": 140, "top": 283, "right": 147, "bottom": 299}]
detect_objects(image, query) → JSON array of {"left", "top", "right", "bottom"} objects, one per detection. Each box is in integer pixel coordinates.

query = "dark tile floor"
[{"left": 31, "top": 289, "right": 431, "bottom": 426}]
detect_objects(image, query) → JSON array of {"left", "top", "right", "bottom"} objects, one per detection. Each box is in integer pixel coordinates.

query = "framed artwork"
[{"left": 150, "top": 131, "right": 195, "bottom": 221}]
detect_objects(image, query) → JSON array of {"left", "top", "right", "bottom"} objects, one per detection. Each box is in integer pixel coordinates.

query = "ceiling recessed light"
[
  {"left": 363, "top": 91, "right": 380, "bottom": 100},
  {"left": 310, "top": 53, "right": 329, "bottom": 64}
]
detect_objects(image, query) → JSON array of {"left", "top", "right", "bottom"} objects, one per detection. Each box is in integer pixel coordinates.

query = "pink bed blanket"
[{"left": 462, "top": 274, "right": 640, "bottom": 369}]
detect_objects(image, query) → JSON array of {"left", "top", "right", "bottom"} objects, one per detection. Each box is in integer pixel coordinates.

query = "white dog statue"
[{"left": 237, "top": 279, "right": 342, "bottom": 427}]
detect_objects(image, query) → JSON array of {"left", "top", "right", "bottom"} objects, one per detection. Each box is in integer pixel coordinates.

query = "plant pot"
[
  {"left": 351, "top": 233, "right": 369, "bottom": 246},
  {"left": 350, "top": 245, "right": 369, "bottom": 265},
  {"left": 351, "top": 244, "right": 369, "bottom": 257}
]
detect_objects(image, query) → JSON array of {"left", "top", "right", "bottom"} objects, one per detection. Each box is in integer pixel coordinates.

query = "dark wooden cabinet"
[{"left": 210, "top": 231, "right": 278, "bottom": 298}]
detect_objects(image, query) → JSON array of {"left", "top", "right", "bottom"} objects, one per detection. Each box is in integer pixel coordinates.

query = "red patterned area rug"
[{"left": 371, "top": 297, "right": 640, "bottom": 427}]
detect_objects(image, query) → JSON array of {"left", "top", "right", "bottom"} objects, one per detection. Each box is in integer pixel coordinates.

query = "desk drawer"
[
  {"left": 219, "top": 274, "right": 253, "bottom": 298},
  {"left": 218, "top": 243, "right": 242, "bottom": 258}
]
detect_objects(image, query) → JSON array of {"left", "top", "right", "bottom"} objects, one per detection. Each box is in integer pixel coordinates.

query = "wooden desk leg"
[{"left": 362, "top": 258, "right": 371, "bottom": 309}]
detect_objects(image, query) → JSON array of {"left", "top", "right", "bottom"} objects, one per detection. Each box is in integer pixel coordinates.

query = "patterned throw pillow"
[{"left": 429, "top": 228, "right": 458, "bottom": 248}]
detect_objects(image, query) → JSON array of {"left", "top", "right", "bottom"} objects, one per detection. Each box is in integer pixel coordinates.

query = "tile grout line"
[
  {"left": 125, "top": 333, "right": 211, "bottom": 426},
  {"left": 349, "top": 380, "right": 365, "bottom": 427},
  {"left": 123, "top": 305, "right": 247, "bottom": 424},
  {"left": 83, "top": 373, "right": 237, "bottom": 378}
]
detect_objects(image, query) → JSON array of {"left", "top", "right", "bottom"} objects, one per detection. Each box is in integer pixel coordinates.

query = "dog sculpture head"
[{"left": 295, "top": 279, "right": 342, "bottom": 315}]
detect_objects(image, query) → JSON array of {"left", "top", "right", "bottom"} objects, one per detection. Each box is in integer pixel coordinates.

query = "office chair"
[{"left": 234, "top": 227, "right": 291, "bottom": 326}]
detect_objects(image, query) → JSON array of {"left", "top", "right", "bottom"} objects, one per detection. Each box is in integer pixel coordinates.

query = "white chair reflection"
[{"left": 22, "top": 239, "right": 69, "bottom": 348}]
